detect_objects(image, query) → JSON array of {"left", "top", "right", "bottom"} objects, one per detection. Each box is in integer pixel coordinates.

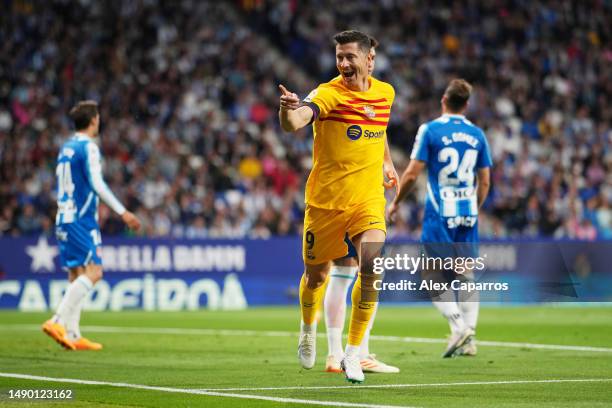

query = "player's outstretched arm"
[
  {"left": 278, "top": 84, "right": 313, "bottom": 132},
  {"left": 388, "top": 159, "right": 425, "bottom": 221},
  {"left": 476, "top": 167, "right": 491, "bottom": 209}
]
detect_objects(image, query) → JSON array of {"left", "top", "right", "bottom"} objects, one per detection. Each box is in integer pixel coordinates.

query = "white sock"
[
  {"left": 432, "top": 300, "right": 466, "bottom": 335},
  {"left": 326, "top": 328, "right": 343, "bottom": 359},
  {"left": 359, "top": 303, "right": 378, "bottom": 359},
  {"left": 458, "top": 275, "right": 480, "bottom": 332},
  {"left": 54, "top": 275, "right": 93, "bottom": 326},
  {"left": 66, "top": 300, "right": 83, "bottom": 341},
  {"left": 458, "top": 295, "right": 479, "bottom": 332},
  {"left": 324, "top": 265, "right": 357, "bottom": 358},
  {"left": 345, "top": 344, "right": 360, "bottom": 359},
  {"left": 458, "top": 301, "right": 478, "bottom": 332}
]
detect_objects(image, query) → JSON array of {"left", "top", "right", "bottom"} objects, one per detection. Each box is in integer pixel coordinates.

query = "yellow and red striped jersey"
[{"left": 303, "top": 76, "right": 395, "bottom": 210}]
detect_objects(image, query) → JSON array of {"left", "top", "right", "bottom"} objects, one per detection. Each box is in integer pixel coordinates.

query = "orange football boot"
[
  {"left": 42, "top": 320, "right": 76, "bottom": 350},
  {"left": 73, "top": 337, "right": 103, "bottom": 351},
  {"left": 324, "top": 355, "right": 343, "bottom": 373}
]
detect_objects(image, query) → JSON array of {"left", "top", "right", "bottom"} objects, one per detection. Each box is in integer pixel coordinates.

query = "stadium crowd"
[{"left": 1, "top": 0, "right": 610, "bottom": 240}]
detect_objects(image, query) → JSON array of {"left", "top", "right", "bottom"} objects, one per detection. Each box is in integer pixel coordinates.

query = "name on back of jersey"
[{"left": 442, "top": 132, "right": 479, "bottom": 147}]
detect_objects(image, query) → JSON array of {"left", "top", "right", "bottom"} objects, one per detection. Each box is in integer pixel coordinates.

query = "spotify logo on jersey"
[{"left": 346, "top": 125, "right": 363, "bottom": 140}]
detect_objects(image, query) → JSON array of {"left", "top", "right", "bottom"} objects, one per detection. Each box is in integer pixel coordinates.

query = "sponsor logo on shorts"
[{"left": 55, "top": 229, "right": 68, "bottom": 241}]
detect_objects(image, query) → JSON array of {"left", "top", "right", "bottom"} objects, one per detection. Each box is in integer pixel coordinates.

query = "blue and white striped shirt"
[
  {"left": 55, "top": 133, "right": 125, "bottom": 226},
  {"left": 411, "top": 114, "right": 492, "bottom": 219}
]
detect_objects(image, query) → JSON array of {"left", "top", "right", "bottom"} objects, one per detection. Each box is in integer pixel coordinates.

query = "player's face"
[{"left": 336, "top": 43, "right": 371, "bottom": 89}]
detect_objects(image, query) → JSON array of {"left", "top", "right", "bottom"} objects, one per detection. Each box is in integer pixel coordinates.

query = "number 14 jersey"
[{"left": 55, "top": 133, "right": 126, "bottom": 228}]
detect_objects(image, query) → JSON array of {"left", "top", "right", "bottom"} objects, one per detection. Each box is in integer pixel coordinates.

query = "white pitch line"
[
  {"left": 367, "top": 334, "right": 612, "bottom": 353},
  {"left": 2, "top": 324, "right": 612, "bottom": 353},
  {"left": 199, "top": 378, "right": 612, "bottom": 392},
  {"left": 0, "top": 372, "right": 418, "bottom": 408}
]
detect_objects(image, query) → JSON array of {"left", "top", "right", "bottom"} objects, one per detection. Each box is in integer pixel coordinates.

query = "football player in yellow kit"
[
  {"left": 323, "top": 38, "right": 400, "bottom": 375},
  {"left": 279, "top": 30, "right": 396, "bottom": 383}
]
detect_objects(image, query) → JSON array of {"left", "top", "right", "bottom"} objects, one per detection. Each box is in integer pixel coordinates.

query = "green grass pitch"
[{"left": 0, "top": 306, "right": 611, "bottom": 407}]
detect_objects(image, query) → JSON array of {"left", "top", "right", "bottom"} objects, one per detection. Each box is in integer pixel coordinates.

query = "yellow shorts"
[{"left": 302, "top": 199, "right": 386, "bottom": 265}]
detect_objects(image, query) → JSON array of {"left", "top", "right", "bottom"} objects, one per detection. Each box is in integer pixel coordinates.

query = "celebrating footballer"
[{"left": 279, "top": 30, "right": 396, "bottom": 383}]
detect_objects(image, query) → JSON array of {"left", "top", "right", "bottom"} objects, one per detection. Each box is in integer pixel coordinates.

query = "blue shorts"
[
  {"left": 56, "top": 222, "right": 103, "bottom": 270},
  {"left": 422, "top": 216, "right": 479, "bottom": 259},
  {"left": 343, "top": 234, "right": 358, "bottom": 258}
]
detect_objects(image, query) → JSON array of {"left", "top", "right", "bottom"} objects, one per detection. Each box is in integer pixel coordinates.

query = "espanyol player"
[
  {"left": 42, "top": 100, "right": 141, "bottom": 350},
  {"left": 389, "top": 79, "right": 492, "bottom": 358}
]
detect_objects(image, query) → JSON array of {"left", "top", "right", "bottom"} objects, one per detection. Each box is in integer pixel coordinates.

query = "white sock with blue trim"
[{"left": 324, "top": 265, "right": 358, "bottom": 359}]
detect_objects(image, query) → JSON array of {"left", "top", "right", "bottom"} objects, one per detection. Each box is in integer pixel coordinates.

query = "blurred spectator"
[
  {"left": 243, "top": 0, "right": 611, "bottom": 240},
  {"left": 0, "top": 0, "right": 610, "bottom": 241},
  {"left": 16, "top": 203, "right": 43, "bottom": 235}
]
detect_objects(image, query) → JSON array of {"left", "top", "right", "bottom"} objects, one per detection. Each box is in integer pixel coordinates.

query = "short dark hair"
[
  {"left": 333, "top": 30, "right": 371, "bottom": 54},
  {"left": 443, "top": 79, "right": 472, "bottom": 112},
  {"left": 369, "top": 36, "right": 379, "bottom": 49},
  {"left": 69, "top": 100, "right": 98, "bottom": 130}
]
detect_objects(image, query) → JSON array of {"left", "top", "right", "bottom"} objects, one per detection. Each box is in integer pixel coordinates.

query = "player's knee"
[
  {"left": 352, "top": 230, "right": 385, "bottom": 263},
  {"left": 358, "top": 250, "right": 384, "bottom": 277},
  {"left": 86, "top": 264, "right": 103, "bottom": 283},
  {"left": 304, "top": 272, "right": 326, "bottom": 289},
  {"left": 459, "top": 269, "right": 475, "bottom": 282},
  {"left": 333, "top": 256, "right": 358, "bottom": 267},
  {"left": 352, "top": 228, "right": 386, "bottom": 246},
  {"left": 304, "top": 263, "right": 330, "bottom": 288},
  {"left": 68, "top": 267, "right": 83, "bottom": 282}
]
